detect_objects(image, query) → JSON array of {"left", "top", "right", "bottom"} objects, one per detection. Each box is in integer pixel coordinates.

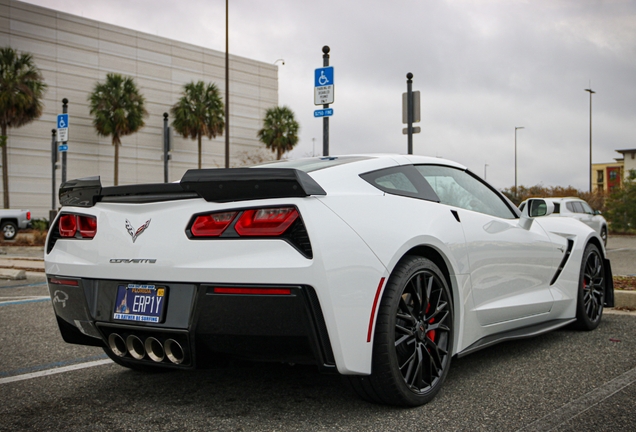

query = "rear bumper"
[{"left": 47, "top": 276, "right": 336, "bottom": 372}]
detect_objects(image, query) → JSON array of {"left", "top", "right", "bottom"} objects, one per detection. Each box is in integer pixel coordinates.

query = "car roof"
[{"left": 254, "top": 154, "right": 467, "bottom": 174}]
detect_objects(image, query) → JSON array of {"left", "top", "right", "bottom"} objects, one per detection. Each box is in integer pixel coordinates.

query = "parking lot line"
[
  {"left": 0, "top": 359, "right": 112, "bottom": 385},
  {"left": 518, "top": 366, "right": 636, "bottom": 431},
  {"left": 0, "top": 296, "right": 49, "bottom": 306}
]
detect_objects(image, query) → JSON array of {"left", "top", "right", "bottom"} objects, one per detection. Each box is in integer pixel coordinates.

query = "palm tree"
[
  {"left": 257, "top": 106, "right": 299, "bottom": 160},
  {"left": 0, "top": 47, "right": 47, "bottom": 208},
  {"left": 88, "top": 73, "right": 147, "bottom": 186},
  {"left": 171, "top": 81, "right": 224, "bottom": 169}
]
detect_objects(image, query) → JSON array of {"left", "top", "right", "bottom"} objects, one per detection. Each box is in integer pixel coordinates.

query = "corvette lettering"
[{"left": 110, "top": 259, "right": 157, "bottom": 264}]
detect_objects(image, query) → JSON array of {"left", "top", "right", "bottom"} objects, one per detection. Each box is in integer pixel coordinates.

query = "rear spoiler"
[{"left": 59, "top": 168, "right": 327, "bottom": 207}]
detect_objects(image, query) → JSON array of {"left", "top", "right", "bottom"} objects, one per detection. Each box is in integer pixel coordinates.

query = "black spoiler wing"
[{"left": 59, "top": 168, "right": 327, "bottom": 207}]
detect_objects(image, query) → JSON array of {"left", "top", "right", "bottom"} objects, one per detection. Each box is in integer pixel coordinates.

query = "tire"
[
  {"left": 348, "top": 255, "right": 454, "bottom": 406},
  {"left": 1, "top": 221, "right": 18, "bottom": 240},
  {"left": 600, "top": 226, "right": 607, "bottom": 247},
  {"left": 573, "top": 244, "right": 605, "bottom": 331}
]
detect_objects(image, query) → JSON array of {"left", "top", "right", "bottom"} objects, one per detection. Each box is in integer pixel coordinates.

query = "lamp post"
[
  {"left": 585, "top": 87, "right": 595, "bottom": 193},
  {"left": 224, "top": 0, "right": 229, "bottom": 168},
  {"left": 515, "top": 126, "right": 524, "bottom": 198},
  {"left": 484, "top": 163, "right": 489, "bottom": 181}
]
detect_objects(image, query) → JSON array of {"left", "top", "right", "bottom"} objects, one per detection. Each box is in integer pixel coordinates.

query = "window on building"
[{"left": 597, "top": 170, "right": 604, "bottom": 182}]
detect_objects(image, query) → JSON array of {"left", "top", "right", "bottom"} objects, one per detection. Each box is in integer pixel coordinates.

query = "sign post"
[
  {"left": 58, "top": 99, "right": 69, "bottom": 183},
  {"left": 50, "top": 128, "right": 58, "bottom": 222},
  {"left": 315, "top": 46, "right": 333, "bottom": 156},
  {"left": 402, "top": 73, "right": 421, "bottom": 154}
]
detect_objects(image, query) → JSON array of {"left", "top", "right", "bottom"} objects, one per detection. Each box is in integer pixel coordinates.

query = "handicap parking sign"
[
  {"left": 314, "top": 67, "right": 334, "bottom": 87},
  {"left": 57, "top": 114, "right": 68, "bottom": 129}
]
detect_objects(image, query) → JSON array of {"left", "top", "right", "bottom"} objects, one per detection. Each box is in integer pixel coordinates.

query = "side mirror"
[
  {"left": 519, "top": 199, "right": 554, "bottom": 230},
  {"left": 594, "top": 210, "right": 602, "bottom": 215}
]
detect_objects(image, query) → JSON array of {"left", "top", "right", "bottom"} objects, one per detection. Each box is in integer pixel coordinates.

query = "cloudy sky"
[{"left": 25, "top": 0, "right": 636, "bottom": 191}]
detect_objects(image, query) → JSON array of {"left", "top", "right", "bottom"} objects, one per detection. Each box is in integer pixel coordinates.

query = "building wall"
[
  {"left": 619, "top": 150, "right": 636, "bottom": 177},
  {"left": 592, "top": 161, "right": 624, "bottom": 193},
  {"left": 0, "top": 0, "right": 278, "bottom": 218}
]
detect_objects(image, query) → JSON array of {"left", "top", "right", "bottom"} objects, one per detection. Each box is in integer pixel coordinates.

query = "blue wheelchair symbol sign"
[
  {"left": 57, "top": 114, "right": 69, "bottom": 129},
  {"left": 314, "top": 67, "right": 334, "bottom": 87}
]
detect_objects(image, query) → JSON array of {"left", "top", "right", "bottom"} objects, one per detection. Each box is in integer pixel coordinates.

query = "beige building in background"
[{"left": 0, "top": 0, "right": 278, "bottom": 218}]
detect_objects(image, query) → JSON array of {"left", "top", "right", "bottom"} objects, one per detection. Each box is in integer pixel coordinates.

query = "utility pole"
[
  {"left": 514, "top": 126, "right": 524, "bottom": 198},
  {"left": 322, "top": 45, "right": 330, "bottom": 157},
  {"left": 224, "top": 0, "right": 230, "bottom": 168},
  {"left": 585, "top": 87, "right": 595, "bottom": 193}
]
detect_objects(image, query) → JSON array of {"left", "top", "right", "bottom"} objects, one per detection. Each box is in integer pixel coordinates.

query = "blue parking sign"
[
  {"left": 314, "top": 67, "right": 334, "bottom": 87},
  {"left": 57, "top": 114, "right": 69, "bottom": 129}
]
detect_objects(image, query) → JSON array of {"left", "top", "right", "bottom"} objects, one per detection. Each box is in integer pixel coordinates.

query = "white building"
[{"left": 0, "top": 0, "right": 278, "bottom": 218}]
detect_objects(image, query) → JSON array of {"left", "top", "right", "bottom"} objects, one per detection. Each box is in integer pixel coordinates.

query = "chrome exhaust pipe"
[
  {"left": 108, "top": 333, "right": 127, "bottom": 357},
  {"left": 145, "top": 337, "right": 165, "bottom": 362},
  {"left": 164, "top": 339, "right": 185, "bottom": 364},
  {"left": 126, "top": 335, "right": 145, "bottom": 360}
]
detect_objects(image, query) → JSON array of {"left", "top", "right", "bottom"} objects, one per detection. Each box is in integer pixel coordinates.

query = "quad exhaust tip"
[
  {"left": 165, "top": 339, "right": 185, "bottom": 364},
  {"left": 126, "top": 335, "right": 145, "bottom": 360},
  {"left": 108, "top": 333, "right": 127, "bottom": 357},
  {"left": 145, "top": 337, "right": 165, "bottom": 363},
  {"left": 108, "top": 333, "right": 185, "bottom": 364}
]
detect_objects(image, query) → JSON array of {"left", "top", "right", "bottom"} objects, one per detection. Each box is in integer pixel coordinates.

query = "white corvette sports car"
[{"left": 46, "top": 154, "right": 613, "bottom": 406}]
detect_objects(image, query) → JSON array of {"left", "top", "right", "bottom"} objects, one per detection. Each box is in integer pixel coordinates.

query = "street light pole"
[
  {"left": 224, "top": 0, "right": 230, "bottom": 168},
  {"left": 484, "top": 163, "right": 488, "bottom": 180},
  {"left": 514, "top": 126, "right": 524, "bottom": 198},
  {"left": 585, "top": 87, "right": 595, "bottom": 193}
]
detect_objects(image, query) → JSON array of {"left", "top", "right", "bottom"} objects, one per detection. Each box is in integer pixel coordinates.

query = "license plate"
[{"left": 113, "top": 284, "right": 167, "bottom": 323}]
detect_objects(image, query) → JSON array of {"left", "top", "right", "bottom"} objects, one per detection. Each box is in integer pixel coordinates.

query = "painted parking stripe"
[
  {"left": 0, "top": 359, "right": 112, "bottom": 385},
  {"left": 518, "top": 366, "right": 636, "bottom": 431},
  {"left": 0, "top": 281, "right": 47, "bottom": 290},
  {"left": 0, "top": 296, "right": 49, "bottom": 306}
]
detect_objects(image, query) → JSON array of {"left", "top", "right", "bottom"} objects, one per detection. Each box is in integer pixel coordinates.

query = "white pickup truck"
[{"left": 0, "top": 209, "right": 31, "bottom": 240}]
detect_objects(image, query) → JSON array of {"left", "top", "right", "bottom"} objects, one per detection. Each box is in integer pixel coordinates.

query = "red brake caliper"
[{"left": 425, "top": 303, "right": 436, "bottom": 342}]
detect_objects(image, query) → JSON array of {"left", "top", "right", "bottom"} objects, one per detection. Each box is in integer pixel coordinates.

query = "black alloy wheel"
[
  {"left": 574, "top": 243, "right": 605, "bottom": 330},
  {"left": 347, "top": 256, "right": 453, "bottom": 406}
]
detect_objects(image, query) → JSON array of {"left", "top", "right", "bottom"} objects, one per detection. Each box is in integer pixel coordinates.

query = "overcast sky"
[{"left": 25, "top": 0, "right": 636, "bottom": 190}]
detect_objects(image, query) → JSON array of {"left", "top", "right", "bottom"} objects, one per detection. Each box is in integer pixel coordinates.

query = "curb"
[
  {"left": 614, "top": 290, "right": 636, "bottom": 310},
  {"left": 0, "top": 268, "right": 26, "bottom": 280}
]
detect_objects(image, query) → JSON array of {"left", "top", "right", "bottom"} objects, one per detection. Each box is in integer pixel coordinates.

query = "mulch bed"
[{"left": 614, "top": 276, "right": 636, "bottom": 291}]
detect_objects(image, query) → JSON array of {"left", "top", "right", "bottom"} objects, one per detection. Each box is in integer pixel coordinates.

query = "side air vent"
[{"left": 550, "top": 239, "right": 574, "bottom": 285}]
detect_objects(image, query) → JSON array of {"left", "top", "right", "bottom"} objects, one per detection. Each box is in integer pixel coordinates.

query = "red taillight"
[
  {"left": 78, "top": 215, "right": 97, "bottom": 238},
  {"left": 59, "top": 214, "right": 77, "bottom": 237},
  {"left": 58, "top": 214, "right": 97, "bottom": 239},
  {"left": 191, "top": 211, "right": 237, "bottom": 237},
  {"left": 234, "top": 207, "right": 299, "bottom": 236},
  {"left": 212, "top": 287, "right": 291, "bottom": 295},
  {"left": 26, "top": 211, "right": 31, "bottom": 221},
  {"left": 49, "top": 278, "right": 79, "bottom": 286}
]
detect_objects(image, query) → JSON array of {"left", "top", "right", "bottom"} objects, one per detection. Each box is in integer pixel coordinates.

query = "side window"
[
  {"left": 553, "top": 202, "right": 561, "bottom": 214},
  {"left": 415, "top": 165, "right": 516, "bottom": 219},
  {"left": 572, "top": 202, "right": 585, "bottom": 213},
  {"left": 566, "top": 202, "right": 576, "bottom": 212},
  {"left": 374, "top": 172, "right": 417, "bottom": 193},
  {"left": 580, "top": 202, "right": 594, "bottom": 214},
  {"left": 360, "top": 166, "right": 440, "bottom": 201}
]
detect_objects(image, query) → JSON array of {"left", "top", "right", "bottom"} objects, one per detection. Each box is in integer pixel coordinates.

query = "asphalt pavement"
[{"left": 0, "top": 240, "right": 634, "bottom": 431}]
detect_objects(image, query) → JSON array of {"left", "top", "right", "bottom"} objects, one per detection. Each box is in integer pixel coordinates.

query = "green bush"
[
  {"left": 605, "top": 170, "right": 636, "bottom": 234},
  {"left": 31, "top": 218, "right": 49, "bottom": 231}
]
